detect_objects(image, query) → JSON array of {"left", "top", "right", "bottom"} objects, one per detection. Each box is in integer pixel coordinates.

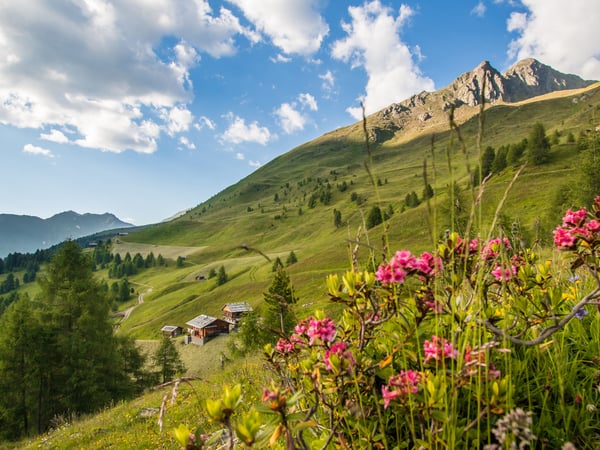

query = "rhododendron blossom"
[
  {"left": 376, "top": 250, "right": 436, "bottom": 285},
  {"left": 491, "top": 264, "right": 517, "bottom": 281},
  {"left": 306, "top": 317, "right": 336, "bottom": 344},
  {"left": 482, "top": 237, "right": 511, "bottom": 260},
  {"left": 424, "top": 335, "right": 459, "bottom": 363},
  {"left": 323, "top": 341, "right": 355, "bottom": 371},
  {"left": 382, "top": 370, "right": 421, "bottom": 408}
]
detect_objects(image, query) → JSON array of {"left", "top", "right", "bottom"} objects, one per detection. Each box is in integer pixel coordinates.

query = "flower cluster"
[
  {"left": 553, "top": 197, "right": 600, "bottom": 250},
  {"left": 323, "top": 341, "right": 355, "bottom": 372},
  {"left": 482, "top": 237, "right": 512, "bottom": 260},
  {"left": 424, "top": 335, "right": 459, "bottom": 363},
  {"left": 491, "top": 263, "right": 517, "bottom": 281},
  {"left": 381, "top": 370, "right": 422, "bottom": 409},
  {"left": 376, "top": 250, "right": 435, "bottom": 284}
]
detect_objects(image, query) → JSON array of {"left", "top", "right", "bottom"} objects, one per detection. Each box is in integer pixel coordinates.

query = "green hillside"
[
  {"left": 114, "top": 83, "right": 600, "bottom": 339},
  {"left": 8, "top": 83, "right": 600, "bottom": 449}
]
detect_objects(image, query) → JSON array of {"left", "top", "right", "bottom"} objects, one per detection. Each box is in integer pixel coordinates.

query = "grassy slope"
[
  {"left": 8, "top": 84, "right": 600, "bottom": 448},
  {"left": 115, "top": 84, "right": 599, "bottom": 340}
]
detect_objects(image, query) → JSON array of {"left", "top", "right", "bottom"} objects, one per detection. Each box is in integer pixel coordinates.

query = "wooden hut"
[
  {"left": 186, "top": 314, "right": 229, "bottom": 345},
  {"left": 160, "top": 325, "right": 183, "bottom": 338},
  {"left": 222, "top": 302, "right": 253, "bottom": 325}
]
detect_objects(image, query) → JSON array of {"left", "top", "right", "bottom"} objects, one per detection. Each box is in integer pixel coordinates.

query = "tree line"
[{"left": 0, "top": 241, "right": 154, "bottom": 440}]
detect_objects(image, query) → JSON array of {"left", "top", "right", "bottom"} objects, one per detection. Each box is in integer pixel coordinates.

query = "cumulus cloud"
[
  {"left": 220, "top": 113, "right": 273, "bottom": 145},
  {"left": 248, "top": 160, "right": 261, "bottom": 168},
  {"left": 227, "top": 0, "right": 329, "bottom": 55},
  {"left": 236, "top": 152, "right": 245, "bottom": 160},
  {"left": 275, "top": 103, "right": 306, "bottom": 134},
  {"left": 40, "top": 129, "right": 69, "bottom": 144},
  {"left": 23, "top": 144, "right": 54, "bottom": 157},
  {"left": 298, "top": 93, "right": 318, "bottom": 111},
  {"left": 507, "top": 0, "right": 600, "bottom": 80},
  {"left": 161, "top": 105, "right": 194, "bottom": 136},
  {"left": 0, "top": 1, "right": 250, "bottom": 154},
  {"left": 275, "top": 93, "right": 318, "bottom": 134},
  {"left": 331, "top": 1, "right": 435, "bottom": 119}
]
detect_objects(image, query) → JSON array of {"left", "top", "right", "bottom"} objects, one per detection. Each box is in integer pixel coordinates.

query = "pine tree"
[
  {"left": 217, "top": 265, "right": 228, "bottom": 285},
  {"left": 0, "top": 295, "right": 37, "bottom": 438},
  {"left": 286, "top": 251, "right": 298, "bottom": 266},
  {"left": 528, "top": 122, "right": 550, "bottom": 165},
  {"left": 264, "top": 269, "right": 298, "bottom": 336},
  {"left": 481, "top": 146, "right": 495, "bottom": 177},
  {"left": 152, "top": 336, "right": 185, "bottom": 383},
  {"left": 366, "top": 205, "right": 383, "bottom": 229}
]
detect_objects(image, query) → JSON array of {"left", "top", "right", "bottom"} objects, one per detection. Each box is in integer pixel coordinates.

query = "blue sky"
[{"left": 1, "top": 0, "right": 599, "bottom": 225}]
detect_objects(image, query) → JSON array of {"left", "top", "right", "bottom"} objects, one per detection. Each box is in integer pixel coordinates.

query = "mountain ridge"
[{"left": 0, "top": 211, "right": 133, "bottom": 257}]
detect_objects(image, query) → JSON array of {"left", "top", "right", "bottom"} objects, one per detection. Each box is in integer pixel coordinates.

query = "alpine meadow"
[{"left": 1, "top": 59, "right": 600, "bottom": 449}]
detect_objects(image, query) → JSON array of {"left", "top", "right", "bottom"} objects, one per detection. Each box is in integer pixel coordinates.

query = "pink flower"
[
  {"left": 482, "top": 237, "right": 511, "bottom": 260},
  {"left": 424, "top": 335, "right": 458, "bottom": 363},
  {"left": 587, "top": 219, "right": 600, "bottom": 233},
  {"left": 491, "top": 264, "right": 517, "bottom": 281},
  {"left": 324, "top": 341, "right": 355, "bottom": 371},
  {"left": 381, "top": 385, "right": 401, "bottom": 409},
  {"left": 306, "top": 317, "right": 336, "bottom": 344},
  {"left": 553, "top": 226, "right": 577, "bottom": 249},
  {"left": 389, "top": 370, "right": 421, "bottom": 394},
  {"left": 275, "top": 338, "right": 295, "bottom": 353},
  {"left": 562, "top": 208, "right": 588, "bottom": 227}
]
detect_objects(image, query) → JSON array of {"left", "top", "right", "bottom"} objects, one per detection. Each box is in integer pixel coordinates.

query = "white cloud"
[
  {"left": 319, "top": 70, "right": 335, "bottom": 93},
  {"left": 507, "top": 0, "right": 600, "bottom": 80},
  {"left": 195, "top": 116, "right": 217, "bottom": 131},
  {"left": 270, "top": 54, "right": 292, "bottom": 63},
  {"left": 471, "top": 1, "right": 486, "bottom": 17},
  {"left": 298, "top": 93, "right": 318, "bottom": 111},
  {"left": 0, "top": 1, "right": 250, "bottom": 154},
  {"left": 161, "top": 105, "right": 194, "bottom": 136},
  {"left": 227, "top": 0, "right": 328, "bottom": 55},
  {"left": 248, "top": 160, "right": 261, "bottom": 168},
  {"left": 275, "top": 103, "right": 307, "bottom": 134},
  {"left": 40, "top": 129, "right": 69, "bottom": 144},
  {"left": 331, "top": 1, "right": 435, "bottom": 119},
  {"left": 179, "top": 136, "right": 196, "bottom": 149},
  {"left": 23, "top": 143, "right": 54, "bottom": 157},
  {"left": 236, "top": 152, "right": 245, "bottom": 160},
  {"left": 220, "top": 113, "right": 273, "bottom": 145}
]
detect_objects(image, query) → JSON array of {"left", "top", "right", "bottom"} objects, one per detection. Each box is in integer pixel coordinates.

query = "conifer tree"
[
  {"left": 153, "top": 336, "right": 185, "bottom": 383},
  {"left": 264, "top": 268, "right": 298, "bottom": 336}
]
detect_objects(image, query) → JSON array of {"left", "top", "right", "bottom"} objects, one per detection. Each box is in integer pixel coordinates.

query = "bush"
[{"left": 180, "top": 197, "right": 600, "bottom": 449}]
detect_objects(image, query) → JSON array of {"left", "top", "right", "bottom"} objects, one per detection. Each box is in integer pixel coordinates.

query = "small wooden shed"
[
  {"left": 186, "top": 314, "right": 230, "bottom": 345},
  {"left": 222, "top": 302, "right": 253, "bottom": 324},
  {"left": 160, "top": 325, "right": 183, "bottom": 338}
]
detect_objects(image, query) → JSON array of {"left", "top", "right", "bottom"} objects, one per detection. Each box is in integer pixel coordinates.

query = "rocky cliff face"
[{"left": 373, "top": 58, "right": 597, "bottom": 141}]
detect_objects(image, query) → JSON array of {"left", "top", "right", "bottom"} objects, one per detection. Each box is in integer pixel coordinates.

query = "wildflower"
[
  {"left": 275, "top": 338, "right": 295, "bottom": 353},
  {"left": 423, "top": 335, "right": 458, "bottom": 363},
  {"left": 562, "top": 208, "right": 588, "bottom": 227},
  {"left": 388, "top": 370, "right": 421, "bottom": 394},
  {"left": 482, "top": 237, "right": 511, "bottom": 260},
  {"left": 381, "top": 385, "right": 401, "bottom": 409},
  {"left": 491, "top": 263, "right": 517, "bottom": 281},
  {"left": 324, "top": 341, "right": 355, "bottom": 372},
  {"left": 575, "top": 308, "right": 589, "bottom": 320},
  {"left": 306, "top": 317, "right": 336, "bottom": 344},
  {"left": 553, "top": 226, "right": 577, "bottom": 249}
]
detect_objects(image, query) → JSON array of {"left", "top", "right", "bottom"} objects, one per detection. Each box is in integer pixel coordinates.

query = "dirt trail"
[{"left": 113, "top": 285, "right": 152, "bottom": 327}]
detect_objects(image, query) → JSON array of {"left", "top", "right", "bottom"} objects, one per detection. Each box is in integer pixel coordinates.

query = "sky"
[{"left": 1, "top": 1, "right": 599, "bottom": 226}]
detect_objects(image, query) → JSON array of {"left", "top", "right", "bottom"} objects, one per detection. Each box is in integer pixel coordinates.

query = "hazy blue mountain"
[{"left": 0, "top": 211, "right": 133, "bottom": 257}]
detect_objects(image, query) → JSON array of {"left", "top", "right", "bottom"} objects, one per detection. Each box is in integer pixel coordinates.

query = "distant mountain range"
[{"left": 0, "top": 211, "right": 134, "bottom": 257}]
